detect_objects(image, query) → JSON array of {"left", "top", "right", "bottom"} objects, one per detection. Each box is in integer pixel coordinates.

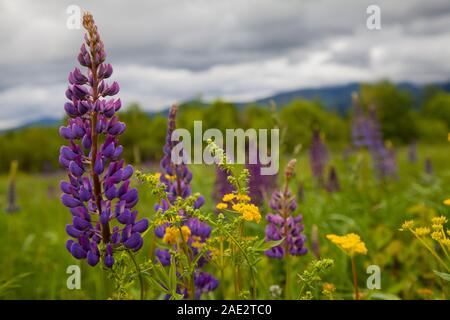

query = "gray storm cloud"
[{"left": 1, "top": 0, "right": 450, "bottom": 129}]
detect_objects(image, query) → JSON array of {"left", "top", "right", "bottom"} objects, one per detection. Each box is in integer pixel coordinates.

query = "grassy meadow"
[{"left": 1, "top": 143, "right": 449, "bottom": 300}]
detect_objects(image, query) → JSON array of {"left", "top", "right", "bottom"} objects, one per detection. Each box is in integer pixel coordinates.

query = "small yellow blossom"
[
  {"left": 431, "top": 231, "right": 443, "bottom": 241},
  {"left": 443, "top": 199, "right": 450, "bottom": 206},
  {"left": 191, "top": 236, "right": 204, "bottom": 249},
  {"left": 440, "top": 238, "right": 450, "bottom": 247},
  {"left": 222, "top": 194, "right": 235, "bottom": 202},
  {"left": 232, "top": 203, "right": 261, "bottom": 223},
  {"left": 400, "top": 220, "right": 414, "bottom": 231},
  {"left": 153, "top": 172, "right": 161, "bottom": 180},
  {"left": 216, "top": 203, "right": 228, "bottom": 210},
  {"left": 235, "top": 194, "right": 251, "bottom": 202},
  {"left": 322, "top": 283, "right": 336, "bottom": 293},
  {"left": 326, "top": 233, "right": 368, "bottom": 256},
  {"left": 163, "top": 226, "right": 191, "bottom": 244},
  {"left": 448, "top": 132, "right": 450, "bottom": 141},
  {"left": 414, "top": 227, "right": 430, "bottom": 236},
  {"left": 432, "top": 224, "right": 443, "bottom": 231},
  {"left": 417, "top": 288, "right": 433, "bottom": 296},
  {"left": 432, "top": 216, "right": 448, "bottom": 225},
  {"left": 165, "top": 174, "right": 176, "bottom": 181}
]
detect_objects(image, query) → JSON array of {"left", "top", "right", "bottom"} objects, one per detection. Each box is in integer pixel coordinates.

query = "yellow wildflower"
[
  {"left": 400, "top": 220, "right": 414, "bottom": 231},
  {"left": 165, "top": 174, "right": 176, "bottom": 181},
  {"left": 235, "top": 194, "right": 251, "bottom": 202},
  {"left": 414, "top": 227, "right": 430, "bottom": 236},
  {"left": 443, "top": 199, "right": 450, "bottom": 206},
  {"left": 326, "top": 233, "right": 368, "bottom": 256},
  {"left": 432, "top": 216, "right": 448, "bottom": 225},
  {"left": 432, "top": 224, "right": 443, "bottom": 231},
  {"left": 417, "top": 288, "right": 433, "bottom": 296},
  {"left": 322, "top": 283, "right": 336, "bottom": 293},
  {"left": 222, "top": 194, "right": 235, "bottom": 202},
  {"left": 163, "top": 226, "right": 191, "bottom": 244},
  {"left": 441, "top": 238, "right": 450, "bottom": 248},
  {"left": 191, "top": 236, "right": 204, "bottom": 249},
  {"left": 216, "top": 203, "right": 228, "bottom": 210},
  {"left": 232, "top": 203, "right": 261, "bottom": 223},
  {"left": 431, "top": 231, "right": 443, "bottom": 241}
]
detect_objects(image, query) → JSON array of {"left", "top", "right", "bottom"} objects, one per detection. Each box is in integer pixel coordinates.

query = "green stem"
[
  {"left": 412, "top": 231, "right": 450, "bottom": 272},
  {"left": 351, "top": 256, "right": 359, "bottom": 300},
  {"left": 284, "top": 254, "right": 291, "bottom": 300},
  {"left": 127, "top": 250, "right": 145, "bottom": 300}
]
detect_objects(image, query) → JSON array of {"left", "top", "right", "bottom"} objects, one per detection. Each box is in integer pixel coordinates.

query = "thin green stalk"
[
  {"left": 127, "top": 250, "right": 145, "bottom": 300},
  {"left": 412, "top": 232, "right": 450, "bottom": 272},
  {"left": 351, "top": 256, "right": 359, "bottom": 300}
]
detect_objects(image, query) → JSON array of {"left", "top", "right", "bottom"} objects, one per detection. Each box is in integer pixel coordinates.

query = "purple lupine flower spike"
[
  {"left": 59, "top": 12, "right": 147, "bottom": 268},
  {"left": 309, "top": 129, "right": 328, "bottom": 185},
  {"left": 351, "top": 92, "right": 368, "bottom": 148},
  {"left": 155, "top": 105, "right": 217, "bottom": 299},
  {"left": 246, "top": 147, "right": 277, "bottom": 206},
  {"left": 264, "top": 160, "right": 307, "bottom": 259}
]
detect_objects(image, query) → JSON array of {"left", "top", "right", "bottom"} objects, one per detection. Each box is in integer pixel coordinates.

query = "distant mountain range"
[{"left": 4, "top": 80, "right": 450, "bottom": 132}]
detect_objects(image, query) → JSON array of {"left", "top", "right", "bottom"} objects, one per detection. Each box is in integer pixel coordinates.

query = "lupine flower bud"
[
  {"left": 325, "top": 166, "right": 340, "bottom": 193},
  {"left": 60, "top": 12, "right": 147, "bottom": 268}
]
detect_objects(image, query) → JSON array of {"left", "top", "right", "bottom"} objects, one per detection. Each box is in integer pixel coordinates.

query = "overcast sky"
[{"left": 1, "top": 0, "right": 450, "bottom": 129}]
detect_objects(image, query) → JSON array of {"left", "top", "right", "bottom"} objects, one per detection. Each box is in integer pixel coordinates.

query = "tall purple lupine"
[
  {"left": 309, "top": 129, "right": 328, "bottom": 185},
  {"left": 155, "top": 105, "right": 218, "bottom": 299},
  {"left": 59, "top": 13, "right": 148, "bottom": 268},
  {"left": 264, "top": 160, "right": 307, "bottom": 259}
]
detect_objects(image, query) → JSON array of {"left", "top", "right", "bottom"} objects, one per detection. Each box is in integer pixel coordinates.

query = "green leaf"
[
  {"left": 254, "top": 238, "right": 285, "bottom": 252},
  {"left": 434, "top": 270, "right": 450, "bottom": 281}
]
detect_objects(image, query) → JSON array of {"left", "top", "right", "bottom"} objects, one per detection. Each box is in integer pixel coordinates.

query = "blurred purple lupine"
[
  {"left": 325, "top": 166, "right": 340, "bottom": 193},
  {"left": 264, "top": 160, "right": 307, "bottom": 259},
  {"left": 351, "top": 92, "right": 369, "bottom": 148},
  {"left": 246, "top": 152, "right": 277, "bottom": 206},
  {"left": 59, "top": 13, "right": 148, "bottom": 268},
  {"left": 353, "top": 98, "right": 397, "bottom": 180},
  {"left": 309, "top": 129, "right": 329, "bottom": 185},
  {"left": 155, "top": 105, "right": 218, "bottom": 299},
  {"left": 408, "top": 141, "right": 417, "bottom": 163},
  {"left": 424, "top": 157, "right": 433, "bottom": 175}
]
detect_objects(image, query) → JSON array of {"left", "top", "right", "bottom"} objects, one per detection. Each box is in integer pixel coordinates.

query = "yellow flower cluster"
[
  {"left": 401, "top": 216, "right": 450, "bottom": 250},
  {"left": 215, "top": 193, "right": 261, "bottom": 223},
  {"left": 326, "top": 233, "right": 368, "bottom": 256},
  {"left": 232, "top": 203, "right": 262, "bottom": 223},
  {"left": 443, "top": 199, "right": 450, "bottom": 206},
  {"left": 163, "top": 225, "right": 191, "bottom": 245},
  {"left": 165, "top": 174, "right": 176, "bottom": 181}
]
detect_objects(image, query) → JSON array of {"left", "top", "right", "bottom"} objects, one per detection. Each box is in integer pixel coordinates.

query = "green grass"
[{"left": 0, "top": 143, "right": 449, "bottom": 299}]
